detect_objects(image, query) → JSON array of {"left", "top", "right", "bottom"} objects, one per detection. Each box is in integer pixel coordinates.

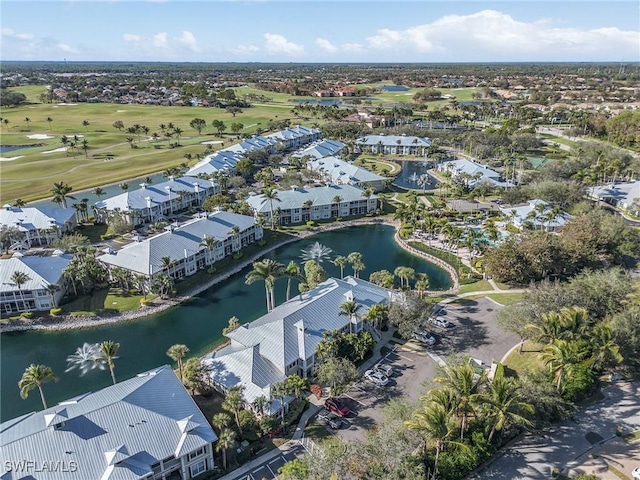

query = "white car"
[
  {"left": 374, "top": 363, "right": 394, "bottom": 377},
  {"left": 632, "top": 467, "right": 640, "bottom": 480},
  {"left": 364, "top": 369, "right": 389, "bottom": 387},
  {"left": 412, "top": 331, "right": 436, "bottom": 346},
  {"left": 430, "top": 317, "right": 455, "bottom": 329}
]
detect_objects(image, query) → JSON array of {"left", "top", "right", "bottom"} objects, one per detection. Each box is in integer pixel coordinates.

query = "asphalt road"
[{"left": 226, "top": 443, "right": 306, "bottom": 480}]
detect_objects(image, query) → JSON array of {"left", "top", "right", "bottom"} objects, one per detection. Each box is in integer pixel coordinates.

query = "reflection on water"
[{"left": 393, "top": 160, "right": 439, "bottom": 190}]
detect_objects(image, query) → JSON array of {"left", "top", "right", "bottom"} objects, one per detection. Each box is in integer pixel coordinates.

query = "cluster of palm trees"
[
  {"left": 531, "top": 307, "right": 623, "bottom": 393},
  {"left": 50, "top": 181, "right": 74, "bottom": 209},
  {"left": 62, "top": 247, "right": 108, "bottom": 296},
  {"left": 245, "top": 258, "right": 304, "bottom": 312},
  {"left": 18, "top": 340, "right": 120, "bottom": 410},
  {"left": 406, "top": 363, "right": 533, "bottom": 480}
]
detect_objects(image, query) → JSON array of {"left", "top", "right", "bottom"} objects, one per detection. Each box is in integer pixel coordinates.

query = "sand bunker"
[
  {"left": 0, "top": 156, "right": 24, "bottom": 162},
  {"left": 26, "top": 134, "right": 55, "bottom": 140},
  {"left": 42, "top": 147, "right": 68, "bottom": 154},
  {"left": 201, "top": 140, "right": 224, "bottom": 145}
]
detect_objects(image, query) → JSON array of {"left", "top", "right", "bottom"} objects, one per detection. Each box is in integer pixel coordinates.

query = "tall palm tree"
[
  {"left": 346, "top": 252, "right": 365, "bottom": 278},
  {"left": 98, "top": 341, "right": 120, "bottom": 385},
  {"left": 260, "top": 188, "right": 281, "bottom": 230},
  {"left": 45, "top": 283, "right": 60, "bottom": 307},
  {"left": 434, "top": 363, "right": 485, "bottom": 440},
  {"left": 200, "top": 235, "right": 217, "bottom": 265},
  {"left": 50, "top": 181, "right": 74, "bottom": 208},
  {"left": 283, "top": 261, "right": 303, "bottom": 302},
  {"left": 333, "top": 255, "right": 347, "bottom": 279},
  {"left": 339, "top": 300, "right": 362, "bottom": 334},
  {"left": 480, "top": 377, "right": 533, "bottom": 443},
  {"left": 364, "top": 303, "right": 388, "bottom": 330},
  {"left": 245, "top": 259, "right": 284, "bottom": 312},
  {"left": 539, "top": 340, "right": 587, "bottom": 391},
  {"left": 10, "top": 271, "right": 31, "bottom": 312},
  {"left": 588, "top": 323, "right": 623, "bottom": 372},
  {"left": 415, "top": 273, "right": 430, "bottom": 299},
  {"left": 216, "top": 429, "right": 236, "bottom": 470},
  {"left": 222, "top": 385, "right": 245, "bottom": 434},
  {"left": 18, "top": 364, "right": 58, "bottom": 409},
  {"left": 92, "top": 187, "right": 105, "bottom": 201},
  {"left": 46, "top": 117, "right": 53, "bottom": 130},
  {"left": 405, "top": 401, "right": 469, "bottom": 480},
  {"left": 166, "top": 344, "right": 190, "bottom": 381}
]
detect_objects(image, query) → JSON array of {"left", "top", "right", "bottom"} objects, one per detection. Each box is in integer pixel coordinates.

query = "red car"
[{"left": 324, "top": 397, "right": 350, "bottom": 417}]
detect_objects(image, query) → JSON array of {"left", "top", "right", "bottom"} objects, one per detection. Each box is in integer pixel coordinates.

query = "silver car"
[{"left": 373, "top": 363, "right": 394, "bottom": 377}]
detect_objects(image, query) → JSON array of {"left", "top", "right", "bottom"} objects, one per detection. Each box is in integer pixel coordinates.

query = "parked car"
[
  {"left": 412, "top": 331, "right": 436, "bottom": 346},
  {"left": 317, "top": 409, "right": 343, "bottom": 429},
  {"left": 373, "top": 363, "right": 394, "bottom": 377},
  {"left": 632, "top": 467, "right": 640, "bottom": 480},
  {"left": 429, "top": 317, "right": 455, "bottom": 328},
  {"left": 324, "top": 397, "right": 350, "bottom": 417},
  {"left": 364, "top": 369, "right": 389, "bottom": 387}
]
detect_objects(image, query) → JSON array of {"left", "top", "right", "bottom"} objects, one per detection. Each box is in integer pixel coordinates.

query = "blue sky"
[{"left": 2, "top": 1, "right": 639, "bottom": 62}]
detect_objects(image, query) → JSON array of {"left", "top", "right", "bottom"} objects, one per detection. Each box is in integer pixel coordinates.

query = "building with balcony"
[
  {"left": 0, "top": 205, "right": 77, "bottom": 249},
  {"left": 354, "top": 134, "right": 432, "bottom": 156},
  {"left": 0, "top": 252, "right": 72, "bottom": 315},
  {"left": 307, "top": 156, "right": 386, "bottom": 191},
  {"left": 0, "top": 365, "right": 217, "bottom": 480},
  {"left": 245, "top": 184, "right": 378, "bottom": 226},
  {"left": 97, "top": 211, "right": 262, "bottom": 278}
]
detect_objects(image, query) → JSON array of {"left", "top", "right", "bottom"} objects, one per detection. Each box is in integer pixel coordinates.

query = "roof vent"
[{"left": 44, "top": 408, "right": 68, "bottom": 428}]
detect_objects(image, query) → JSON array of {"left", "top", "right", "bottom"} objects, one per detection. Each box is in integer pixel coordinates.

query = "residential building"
[
  {"left": 0, "top": 365, "right": 217, "bottom": 480},
  {"left": 93, "top": 176, "right": 220, "bottom": 226},
  {"left": 185, "top": 150, "right": 244, "bottom": 177},
  {"left": 589, "top": 181, "right": 640, "bottom": 213},
  {"left": 291, "top": 139, "right": 345, "bottom": 160},
  {"left": 307, "top": 156, "right": 386, "bottom": 191},
  {"left": 203, "top": 277, "right": 391, "bottom": 414},
  {"left": 438, "top": 158, "right": 509, "bottom": 188},
  {"left": 0, "top": 205, "right": 77, "bottom": 249},
  {"left": 354, "top": 134, "right": 432, "bottom": 156},
  {"left": 97, "top": 211, "right": 262, "bottom": 278},
  {"left": 500, "top": 199, "right": 573, "bottom": 232},
  {"left": 264, "top": 126, "right": 321, "bottom": 150},
  {"left": 0, "top": 252, "right": 73, "bottom": 315},
  {"left": 246, "top": 184, "right": 378, "bottom": 226}
]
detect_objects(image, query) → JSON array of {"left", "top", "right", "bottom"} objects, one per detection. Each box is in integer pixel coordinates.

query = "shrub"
[
  {"left": 206, "top": 266, "right": 217, "bottom": 275},
  {"left": 283, "top": 398, "right": 308, "bottom": 427},
  {"left": 306, "top": 221, "right": 316, "bottom": 228},
  {"left": 257, "top": 239, "right": 267, "bottom": 246},
  {"left": 49, "top": 307, "right": 62, "bottom": 316},
  {"left": 233, "top": 252, "right": 244, "bottom": 260},
  {"left": 140, "top": 298, "right": 149, "bottom": 307},
  {"left": 21, "top": 311, "right": 33, "bottom": 319}
]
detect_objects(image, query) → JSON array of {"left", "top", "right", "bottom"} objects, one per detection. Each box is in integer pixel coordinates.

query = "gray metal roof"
[
  {"left": 308, "top": 156, "right": 386, "bottom": 186},
  {"left": 94, "top": 177, "right": 216, "bottom": 212},
  {"left": 0, "top": 254, "right": 73, "bottom": 293},
  {"left": 355, "top": 134, "right": 431, "bottom": 147},
  {"left": 292, "top": 139, "right": 344, "bottom": 159},
  {"left": 0, "top": 365, "right": 217, "bottom": 480},
  {"left": 208, "top": 277, "right": 389, "bottom": 405},
  {"left": 185, "top": 150, "right": 244, "bottom": 177},
  {"left": 97, "top": 211, "right": 257, "bottom": 275},
  {"left": 0, "top": 205, "right": 76, "bottom": 232},
  {"left": 246, "top": 184, "right": 377, "bottom": 214},
  {"left": 590, "top": 181, "right": 640, "bottom": 205},
  {"left": 500, "top": 199, "right": 572, "bottom": 228}
]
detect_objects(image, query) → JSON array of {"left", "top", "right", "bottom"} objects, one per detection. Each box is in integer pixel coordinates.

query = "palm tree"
[
  {"left": 333, "top": 255, "right": 347, "bottom": 279},
  {"left": 24, "top": 117, "right": 31, "bottom": 129},
  {"left": 216, "top": 429, "right": 236, "bottom": 470},
  {"left": 65, "top": 342, "right": 105, "bottom": 376},
  {"left": 394, "top": 266, "right": 416, "bottom": 290},
  {"left": 283, "top": 261, "right": 303, "bottom": 302},
  {"left": 45, "top": 283, "right": 60, "bottom": 307},
  {"left": 434, "top": 363, "right": 485, "bottom": 440},
  {"left": 10, "top": 271, "right": 31, "bottom": 312},
  {"left": 50, "top": 181, "right": 74, "bottom": 208},
  {"left": 92, "top": 187, "right": 105, "bottom": 201},
  {"left": 539, "top": 340, "right": 587, "bottom": 391},
  {"left": 18, "top": 364, "right": 58, "bottom": 409},
  {"left": 211, "top": 412, "right": 232, "bottom": 433},
  {"left": 46, "top": 116, "right": 53, "bottom": 130},
  {"left": 588, "top": 323, "right": 623, "bottom": 372},
  {"left": 81, "top": 139, "right": 89, "bottom": 158},
  {"left": 346, "top": 252, "right": 365, "bottom": 278},
  {"left": 271, "top": 380, "right": 291, "bottom": 425},
  {"left": 405, "top": 401, "right": 469, "bottom": 480},
  {"left": 300, "top": 242, "right": 333, "bottom": 263},
  {"left": 222, "top": 385, "right": 245, "bottom": 434},
  {"left": 415, "top": 273, "right": 430, "bottom": 298},
  {"left": 166, "top": 344, "right": 190, "bottom": 381},
  {"left": 481, "top": 377, "right": 533, "bottom": 443},
  {"left": 364, "top": 303, "right": 388, "bottom": 330},
  {"left": 98, "top": 341, "right": 120, "bottom": 385},
  {"left": 200, "top": 235, "right": 217, "bottom": 265},
  {"left": 260, "top": 188, "right": 281, "bottom": 230},
  {"left": 339, "top": 300, "right": 362, "bottom": 334},
  {"left": 245, "top": 259, "right": 284, "bottom": 312},
  {"left": 119, "top": 182, "right": 129, "bottom": 192}
]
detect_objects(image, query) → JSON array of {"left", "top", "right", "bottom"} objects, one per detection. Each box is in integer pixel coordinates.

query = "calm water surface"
[{"left": 0, "top": 224, "right": 451, "bottom": 421}]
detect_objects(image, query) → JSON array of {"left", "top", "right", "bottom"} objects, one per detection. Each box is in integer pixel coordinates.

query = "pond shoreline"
[{"left": 0, "top": 217, "right": 457, "bottom": 333}]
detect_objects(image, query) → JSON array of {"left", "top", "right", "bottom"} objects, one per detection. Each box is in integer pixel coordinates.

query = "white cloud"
[
  {"left": 57, "top": 43, "right": 79, "bottom": 54},
  {"left": 263, "top": 33, "right": 304, "bottom": 56},
  {"left": 233, "top": 44, "right": 260, "bottom": 55},
  {"left": 152, "top": 32, "right": 168, "bottom": 48},
  {"left": 123, "top": 34, "right": 142, "bottom": 42},
  {"left": 2, "top": 28, "right": 34, "bottom": 41},
  {"left": 366, "top": 10, "right": 640, "bottom": 60},
  {"left": 175, "top": 31, "right": 199, "bottom": 52},
  {"left": 315, "top": 38, "right": 338, "bottom": 54}
]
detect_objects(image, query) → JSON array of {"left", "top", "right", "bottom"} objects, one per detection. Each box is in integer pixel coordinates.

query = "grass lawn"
[
  {"left": 355, "top": 155, "right": 401, "bottom": 175},
  {"left": 304, "top": 420, "right": 335, "bottom": 441},
  {"left": 76, "top": 223, "right": 108, "bottom": 244},
  {"left": 60, "top": 288, "right": 155, "bottom": 314},
  {"left": 486, "top": 293, "right": 525, "bottom": 305},
  {"left": 193, "top": 391, "right": 226, "bottom": 426},
  {"left": 495, "top": 281, "right": 515, "bottom": 290},
  {"left": 458, "top": 280, "right": 492, "bottom": 294},
  {"left": 502, "top": 341, "right": 545, "bottom": 378},
  {"left": 623, "top": 430, "right": 640, "bottom": 443}
]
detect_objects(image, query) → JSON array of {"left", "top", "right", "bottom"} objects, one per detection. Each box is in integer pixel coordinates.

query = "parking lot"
[
  {"left": 226, "top": 444, "right": 305, "bottom": 480},
  {"left": 314, "top": 296, "right": 520, "bottom": 442}
]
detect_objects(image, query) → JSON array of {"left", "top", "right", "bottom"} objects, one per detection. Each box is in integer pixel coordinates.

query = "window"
[
  {"left": 188, "top": 448, "right": 204, "bottom": 460},
  {"left": 190, "top": 459, "right": 207, "bottom": 478}
]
